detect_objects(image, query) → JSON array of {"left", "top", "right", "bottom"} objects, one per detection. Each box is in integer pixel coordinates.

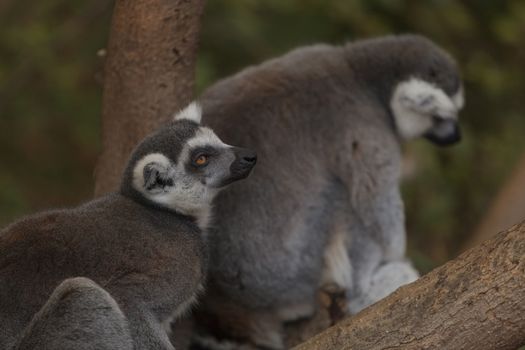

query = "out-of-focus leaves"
[
  {"left": 0, "top": 0, "right": 110, "bottom": 220},
  {"left": 2, "top": 0, "right": 525, "bottom": 271}
]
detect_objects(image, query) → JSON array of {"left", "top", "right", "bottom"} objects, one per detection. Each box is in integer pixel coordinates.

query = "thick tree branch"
[
  {"left": 467, "top": 152, "right": 525, "bottom": 249},
  {"left": 293, "top": 222, "right": 525, "bottom": 350},
  {"left": 94, "top": 0, "right": 205, "bottom": 196}
]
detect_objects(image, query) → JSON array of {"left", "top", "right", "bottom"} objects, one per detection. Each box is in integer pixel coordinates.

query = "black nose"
[
  {"left": 424, "top": 119, "right": 461, "bottom": 147},
  {"left": 218, "top": 148, "right": 257, "bottom": 188},
  {"left": 239, "top": 149, "right": 257, "bottom": 166}
]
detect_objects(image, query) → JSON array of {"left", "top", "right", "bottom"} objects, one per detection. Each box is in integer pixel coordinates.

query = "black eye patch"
[
  {"left": 190, "top": 145, "right": 220, "bottom": 160},
  {"left": 187, "top": 145, "right": 221, "bottom": 172}
]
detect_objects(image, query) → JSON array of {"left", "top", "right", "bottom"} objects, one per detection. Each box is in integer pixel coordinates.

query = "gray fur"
[
  {"left": 15, "top": 277, "right": 133, "bottom": 350},
  {"left": 0, "top": 107, "right": 256, "bottom": 350},
  {"left": 194, "top": 34, "right": 463, "bottom": 348}
]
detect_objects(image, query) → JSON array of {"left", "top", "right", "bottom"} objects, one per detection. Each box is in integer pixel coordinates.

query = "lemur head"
[
  {"left": 120, "top": 102, "right": 257, "bottom": 228},
  {"left": 349, "top": 34, "right": 464, "bottom": 146}
]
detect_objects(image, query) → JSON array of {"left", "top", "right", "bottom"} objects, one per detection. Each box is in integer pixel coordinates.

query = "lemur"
[
  {"left": 194, "top": 34, "right": 464, "bottom": 349},
  {"left": 0, "top": 103, "right": 257, "bottom": 350}
]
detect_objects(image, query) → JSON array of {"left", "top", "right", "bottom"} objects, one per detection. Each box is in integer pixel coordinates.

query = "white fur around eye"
[
  {"left": 173, "top": 102, "right": 202, "bottom": 123},
  {"left": 187, "top": 127, "right": 228, "bottom": 149},
  {"left": 132, "top": 152, "right": 216, "bottom": 231},
  {"left": 390, "top": 77, "right": 459, "bottom": 140}
]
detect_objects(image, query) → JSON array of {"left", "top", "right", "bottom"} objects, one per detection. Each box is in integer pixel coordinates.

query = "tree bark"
[
  {"left": 293, "top": 222, "right": 525, "bottom": 350},
  {"left": 467, "top": 151, "right": 525, "bottom": 249},
  {"left": 94, "top": 0, "right": 205, "bottom": 196}
]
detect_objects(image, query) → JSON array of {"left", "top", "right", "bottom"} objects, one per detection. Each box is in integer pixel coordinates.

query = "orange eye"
[{"left": 194, "top": 155, "right": 208, "bottom": 166}]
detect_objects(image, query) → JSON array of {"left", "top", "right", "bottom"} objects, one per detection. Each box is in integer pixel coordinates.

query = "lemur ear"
[
  {"left": 173, "top": 102, "right": 202, "bottom": 124},
  {"left": 143, "top": 162, "right": 174, "bottom": 193},
  {"left": 132, "top": 153, "right": 175, "bottom": 194}
]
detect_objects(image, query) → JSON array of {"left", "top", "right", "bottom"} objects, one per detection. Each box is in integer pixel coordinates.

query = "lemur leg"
[
  {"left": 118, "top": 305, "right": 176, "bottom": 350},
  {"left": 318, "top": 207, "right": 353, "bottom": 325},
  {"left": 320, "top": 226, "right": 352, "bottom": 292},
  {"left": 105, "top": 273, "right": 201, "bottom": 350},
  {"left": 15, "top": 277, "right": 133, "bottom": 350},
  {"left": 347, "top": 234, "right": 419, "bottom": 313},
  {"left": 347, "top": 186, "right": 419, "bottom": 314},
  {"left": 362, "top": 260, "right": 419, "bottom": 307}
]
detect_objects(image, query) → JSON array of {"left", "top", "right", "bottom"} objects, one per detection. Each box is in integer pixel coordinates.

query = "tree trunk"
[
  {"left": 467, "top": 151, "right": 525, "bottom": 249},
  {"left": 292, "top": 222, "right": 525, "bottom": 350},
  {"left": 94, "top": 0, "right": 206, "bottom": 196}
]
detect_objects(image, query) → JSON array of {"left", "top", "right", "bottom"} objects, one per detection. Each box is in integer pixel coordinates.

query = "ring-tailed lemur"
[
  {"left": 0, "top": 103, "right": 257, "bottom": 350},
  {"left": 194, "top": 34, "right": 464, "bottom": 349}
]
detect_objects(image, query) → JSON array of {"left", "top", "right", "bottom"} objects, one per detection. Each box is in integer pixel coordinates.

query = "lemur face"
[
  {"left": 128, "top": 103, "right": 256, "bottom": 223},
  {"left": 390, "top": 58, "right": 464, "bottom": 146}
]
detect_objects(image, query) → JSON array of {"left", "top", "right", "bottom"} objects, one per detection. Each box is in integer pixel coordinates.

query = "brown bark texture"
[
  {"left": 94, "top": 0, "right": 205, "bottom": 196},
  {"left": 467, "top": 151, "right": 525, "bottom": 249},
  {"left": 293, "top": 222, "right": 525, "bottom": 350}
]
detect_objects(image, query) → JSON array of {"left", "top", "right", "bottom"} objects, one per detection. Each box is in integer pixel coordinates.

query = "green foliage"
[
  {"left": 1, "top": 0, "right": 525, "bottom": 270},
  {"left": 0, "top": 0, "right": 110, "bottom": 224}
]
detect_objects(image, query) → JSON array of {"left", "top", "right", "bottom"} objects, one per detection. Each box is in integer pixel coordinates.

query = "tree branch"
[
  {"left": 293, "top": 222, "right": 525, "bottom": 350},
  {"left": 94, "top": 0, "right": 205, "bottom": 196},
  {"left": 467, "top": 152, "right": 525, "bottom": 249}
]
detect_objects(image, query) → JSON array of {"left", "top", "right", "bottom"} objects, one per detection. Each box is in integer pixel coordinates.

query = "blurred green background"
[{"left": 1, "top": 0, "right": 524, "bottom": 272}]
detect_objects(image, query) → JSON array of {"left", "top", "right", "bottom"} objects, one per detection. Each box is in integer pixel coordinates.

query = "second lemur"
[{"left": 196, "top": 34, "right": 464, "bottom": 349}]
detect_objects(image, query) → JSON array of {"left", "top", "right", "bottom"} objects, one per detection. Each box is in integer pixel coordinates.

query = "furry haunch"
[
  {"left": 0, "top": 102, "right": 256, "bottom": 350},
  {"left": 194, "top": 34, "right": 463, "bottom": 349}
]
